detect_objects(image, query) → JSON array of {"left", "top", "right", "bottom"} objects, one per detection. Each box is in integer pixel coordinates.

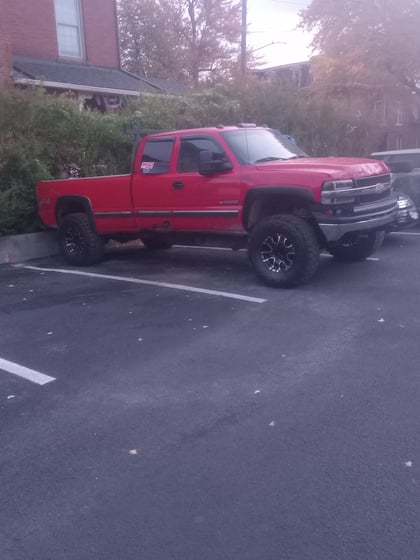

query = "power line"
[
  {"left": 241, "top": 0, "right": 247, "bottom": 77},
  {"left": 269, "top": 0, "right": 308, "bottom": 5}
]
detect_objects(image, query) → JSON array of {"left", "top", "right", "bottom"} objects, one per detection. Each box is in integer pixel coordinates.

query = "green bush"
[
  {"left": 126, "top": 78, "right": 381, "bottom": 157},
  {"left": 0, "top": 89, "right": 132, "bottom": 236}
]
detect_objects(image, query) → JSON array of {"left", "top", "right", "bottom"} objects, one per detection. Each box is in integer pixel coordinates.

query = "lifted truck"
[{"left": 37, "top": 125, "right": 398, "bottom": 288}]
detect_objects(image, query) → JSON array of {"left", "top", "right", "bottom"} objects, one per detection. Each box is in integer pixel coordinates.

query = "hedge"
[{"left": 0, "top": 89, "right": 132, "bottom": 236}]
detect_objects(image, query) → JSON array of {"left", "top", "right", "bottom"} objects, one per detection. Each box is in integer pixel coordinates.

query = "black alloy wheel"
[
  {"left": 248, "top": 214, "right": 320, "bottom": 288},
  {"left": 58, "top": 213, "right": 105, "bottom": 266}
]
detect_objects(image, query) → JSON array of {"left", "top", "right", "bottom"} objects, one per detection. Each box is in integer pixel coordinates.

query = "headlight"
[
  {"left": 321, "top": 180, "right": 355, "bottom": 205},
  {"left": 397, "top": 195, "right": 411, "bottom": 209},
  {"left": 322, "top": 180, "right": 354, "bottom": 191}
]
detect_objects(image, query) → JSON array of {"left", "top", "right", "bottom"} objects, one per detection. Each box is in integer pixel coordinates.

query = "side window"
[
  {"left": 177, "top": 137, "right": 229, "bottom": 173},
  {"left": 395, "top": 101, "right": 403, "bottom": 126},
  {"left": 141, "top": 139, "right": 174, "bottom": 174},
  {"left": 374, "top": 98, "right": 386, "bottom": 124},
  {"left": 54, "top": 0, "right": 84, "bottom": 59}
]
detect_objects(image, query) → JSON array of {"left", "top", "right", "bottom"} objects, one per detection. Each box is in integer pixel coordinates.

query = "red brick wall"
[
  {"left": 0, "top": 0, "right": 119, "bottom": 68},
  {"left": 82, "top": 0, "right": 120, "bottom": 68},
  {"left": 1, "top": 0, "right": 59, "bottom": 60},
  {"left": 0, "top": 33, "right": 12, "bottom": 85}
]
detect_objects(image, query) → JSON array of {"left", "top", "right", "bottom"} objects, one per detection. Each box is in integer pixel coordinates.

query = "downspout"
[{"left": 114, "top": 0, "right": 123, "bottom": 70}]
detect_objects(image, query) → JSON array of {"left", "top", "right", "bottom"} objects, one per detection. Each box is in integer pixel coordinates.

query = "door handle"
[{"left": 172, "top": 181, "right": 184, "bottom": 190}]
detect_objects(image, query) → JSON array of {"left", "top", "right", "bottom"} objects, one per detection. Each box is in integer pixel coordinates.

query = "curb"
[{"left": 0, "top": 231, "right": 59, "bottom": 264}]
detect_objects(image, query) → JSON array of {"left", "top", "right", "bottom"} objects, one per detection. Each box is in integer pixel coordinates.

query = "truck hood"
[{"left": 254, "top": 157, "right": 389, "bottom": 181}]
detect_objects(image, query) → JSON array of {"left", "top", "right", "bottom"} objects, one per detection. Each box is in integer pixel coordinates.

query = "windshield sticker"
[{"left": 141, "top": 161, "right": 155, "bottom": 173}]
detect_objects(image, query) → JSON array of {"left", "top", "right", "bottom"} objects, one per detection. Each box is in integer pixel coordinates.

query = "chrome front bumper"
[{"left": 317, "top": 198, "right": 398, "bottom": 242}]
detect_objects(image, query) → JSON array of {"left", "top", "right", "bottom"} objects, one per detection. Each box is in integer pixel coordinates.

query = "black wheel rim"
[
  {"left": 64, "top": 226, "right": 85, "bottom": 256},
  {"left": 260, "top": 233, "right": 296, "bottom": 273},
  {"left": 341, "top": 234, "right": 364, "bottom": 248}
]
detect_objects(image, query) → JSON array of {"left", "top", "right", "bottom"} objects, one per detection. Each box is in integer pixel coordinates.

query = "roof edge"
[{"left": 14, "top": 77, "right": 142, "bottom": 96}]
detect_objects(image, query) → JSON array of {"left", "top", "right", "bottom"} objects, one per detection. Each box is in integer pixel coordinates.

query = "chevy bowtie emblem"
[{"left": 374, "top": 182, "right": 390, "bottom": 193}]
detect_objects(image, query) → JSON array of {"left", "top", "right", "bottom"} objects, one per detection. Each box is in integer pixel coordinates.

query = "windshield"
[
  {"left": 384, "top": 154, "right": 420, "bottom": 170},
  {"left": 221, "top": 129, "right": 308, "bottom": 165}
]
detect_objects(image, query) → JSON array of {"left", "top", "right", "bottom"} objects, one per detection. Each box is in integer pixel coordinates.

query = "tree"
[
  {"left": 123, "top": 76, "right": 381, "bottom": 157},
  {"left": 117, "top": 0, "right": 242, "bottom": 86},
  {"left": 117, "top": 0, "right": 180, "bottom": 80},
  {"left": 300, "top": 0, "right": 420, "bottom": 97}
]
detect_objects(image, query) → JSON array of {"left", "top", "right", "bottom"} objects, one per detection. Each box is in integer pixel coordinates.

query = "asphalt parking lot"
[{"left": 2, "top": 231, "right": 420, "bottom": 560}]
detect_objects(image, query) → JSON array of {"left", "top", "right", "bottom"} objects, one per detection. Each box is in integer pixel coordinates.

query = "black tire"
[
  {"left": 141, "top": 238, "right": 173, "bottom": 251},
  {"left": 248, "top": 215, "right": 320, "bottom": 288},
  {"left": 328, "top": 230, "right": 385, "bottom": 262},
  {"left": 58, "top": 213, "right": 105, "bottom": 266}
]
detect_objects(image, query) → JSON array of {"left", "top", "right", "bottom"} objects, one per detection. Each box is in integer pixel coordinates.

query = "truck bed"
[{"left": 37, "top": 175, "right": 132, "bottom": 229}]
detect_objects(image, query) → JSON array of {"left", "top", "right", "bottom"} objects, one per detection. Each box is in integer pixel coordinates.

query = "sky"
[{"left": 247, "top": 0, "right": 314, "bottom": 69}]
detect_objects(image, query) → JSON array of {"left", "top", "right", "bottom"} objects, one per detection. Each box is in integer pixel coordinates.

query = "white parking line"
[
  {"left": 321, "top": 254, "right": 380, "bottom": 262},
  {"left": 176, "top": 245, "right": 380, "bottom": 261},
  {"left": 17, "top": 265, "right": 267, "bottom": 304},
  {"left": 0, "top": 357, "right": 56, "bottom": 386},
  {"left": 391, "top": 231, "right": 420, "bottom": 236}
]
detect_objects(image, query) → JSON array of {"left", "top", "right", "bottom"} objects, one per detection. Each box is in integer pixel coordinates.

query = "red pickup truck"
[{"left": 37, "top": 125, "right": 397, "bottom": 288}]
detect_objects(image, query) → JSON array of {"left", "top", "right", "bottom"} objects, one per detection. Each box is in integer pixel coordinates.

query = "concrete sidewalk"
[{"left": 0, "top": 231, "right": 59, "bottom": 264}]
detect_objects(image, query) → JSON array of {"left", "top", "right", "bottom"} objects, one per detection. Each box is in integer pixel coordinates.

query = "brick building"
[
  {"left": 0, "top": 0, "right": 188, "bottom": 109},
  {"left": 372, "top": 87, "right": 420, "bottom": 151},
  {"left": 256, "top": 61, "right": 420, "bottom": 151}
]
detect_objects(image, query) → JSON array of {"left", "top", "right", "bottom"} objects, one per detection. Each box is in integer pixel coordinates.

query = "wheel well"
[
  {"left": 244, "top": 194, "right": 326, "bottom": 246},
  {"left": 55, "top": 197, "right": 95, "bottom": 230},
  {"left": 245, "top": 195, "right": 310, "bottom": 228}
]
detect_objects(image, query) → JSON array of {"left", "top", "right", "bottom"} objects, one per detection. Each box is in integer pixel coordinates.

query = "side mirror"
[
  {"left": 198, "top": 150, "right": 232, "bottom": 176},
  {"left": 388, "top": 160, "right": 414, "bottom": 174}
]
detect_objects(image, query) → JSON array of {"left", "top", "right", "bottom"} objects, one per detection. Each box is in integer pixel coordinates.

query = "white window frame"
[
  {"left": 374, "top": 98, "right": 386, "bottom": 124},
  {"left": 396, "top": 135, "right": 403, "bottom": 150},
  {"left": 396, "top": 101, "right": 403, "bottom": 126},
  {"left": 54, "top": 0, "right": 85, "bottom": 60}
]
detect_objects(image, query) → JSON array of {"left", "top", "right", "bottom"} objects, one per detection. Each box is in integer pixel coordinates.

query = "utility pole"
[{"left": 241, "top": 0, "right": 247, "bottom": 77}]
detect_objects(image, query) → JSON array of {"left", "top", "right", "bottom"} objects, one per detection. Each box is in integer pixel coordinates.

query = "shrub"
[{"left": 0, "top": 89, "right": 131, "bottom": 236}]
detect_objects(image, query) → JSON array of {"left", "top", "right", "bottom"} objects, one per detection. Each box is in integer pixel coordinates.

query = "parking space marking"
[
  {"left": 176, "top": 246, "right": 380, "bottom": 261},
  {"left": 321, "top": 254, "right": 380, "bottom": 262},
  {"left": 17, "top": 265, "right": 267, "bottom": 304},
  {"left": 0, "top": 357, "right": 56, "bottom": 386},
  {"left": 390, "top": 231, "right": 420, "bottom": 237}
]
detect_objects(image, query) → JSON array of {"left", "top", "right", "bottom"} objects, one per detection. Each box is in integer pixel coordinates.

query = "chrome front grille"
[
  {"left": 354, "top": 173, "right": 392, "bottom": 205},
  {"left": 354, "top": 173, "right": 391, "bottom": 189},
  {"left": 321, "top": 174, "right": 393, "bottom": 206}
]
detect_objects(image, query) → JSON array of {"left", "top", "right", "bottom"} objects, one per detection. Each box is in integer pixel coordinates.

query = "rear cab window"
[{"left": 140, "top": 138, "right": 174, "bottom": 174}]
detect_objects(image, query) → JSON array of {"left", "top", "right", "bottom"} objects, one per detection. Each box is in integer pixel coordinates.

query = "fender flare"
[
  {"left": 55, "top": 195, "right": 96, "bottom": 231},
  {"left": 242, "top": 186, "right": 317, "bottom": 230}
]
